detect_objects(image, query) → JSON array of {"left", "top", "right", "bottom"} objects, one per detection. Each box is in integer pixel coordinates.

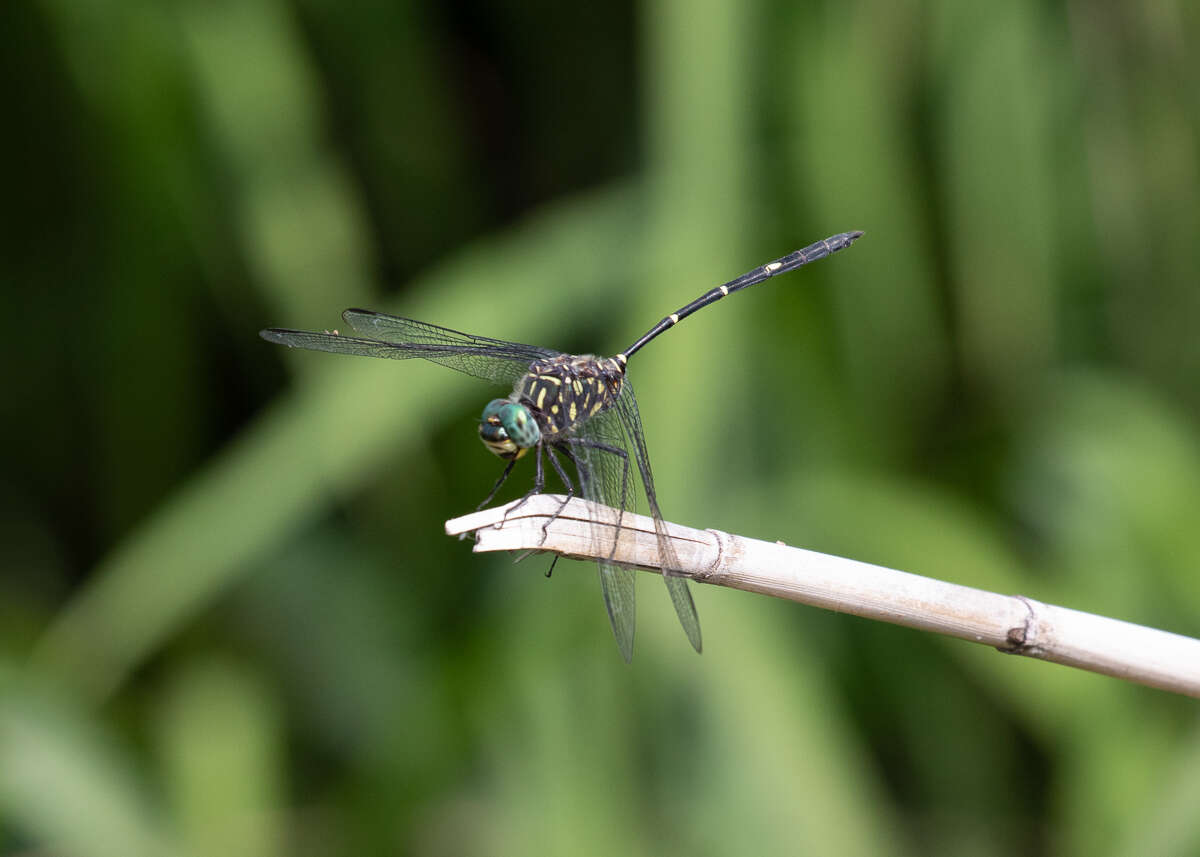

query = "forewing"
[
  {"left": 611, "top": 382, "right": 703, "bottom": 653},
  {"left": 261, "top": 310, "right": 558, "bottom": 386}
]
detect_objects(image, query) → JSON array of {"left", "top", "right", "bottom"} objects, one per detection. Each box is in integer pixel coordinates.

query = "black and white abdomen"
[{"left": 517, "top": 354, "right": 625, "bottom": 437}]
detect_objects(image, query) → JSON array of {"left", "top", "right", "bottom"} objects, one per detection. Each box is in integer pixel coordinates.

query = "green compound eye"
[{"left": 479, "top": 399, "right": 540, "bottom": 459}]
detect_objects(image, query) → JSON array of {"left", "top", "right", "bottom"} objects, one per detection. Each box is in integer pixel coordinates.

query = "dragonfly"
[{"left": 261, "top": 230, "right": 863, "bottom": 661}]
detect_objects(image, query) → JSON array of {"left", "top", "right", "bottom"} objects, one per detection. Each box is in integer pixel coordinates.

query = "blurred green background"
[{"left": 3, "top": 0, "right": 1199, "bottom": 854}]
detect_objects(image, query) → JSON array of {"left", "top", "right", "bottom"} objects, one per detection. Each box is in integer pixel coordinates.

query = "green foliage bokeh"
[{"left": 2, "top": 1, "right": 1199, "bottom": 855}]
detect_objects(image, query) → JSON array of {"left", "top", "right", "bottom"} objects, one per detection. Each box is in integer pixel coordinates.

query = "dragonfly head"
[{"left": 479, "top": 399, "right": 540, "bottom": 460}]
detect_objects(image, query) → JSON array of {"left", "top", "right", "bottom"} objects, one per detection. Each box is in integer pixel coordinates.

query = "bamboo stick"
[{"left": 446, "top": 495, "right": 1200, "bottom": 698}]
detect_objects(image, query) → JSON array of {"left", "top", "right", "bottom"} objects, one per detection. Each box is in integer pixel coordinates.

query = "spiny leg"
[
  {"left": 559, "top": 443, "right": 591, "bottom": 488},
  {"left": 509, "top": 444, "right": 578, "bottom": 569},
  {"left": 500, "top": 446, "right": 548, "bottom": 564},
  {"left": 460, "top": 458, "right": 519, "bottom": 542},
  {"left": 510, "top": 444, "right": 579, "bottom": 565},
  {"left": 476, "top": 458, "right": 517, "bottom": 511},
  {"left": 541, "top": 444, "right": 578, "bottom": 546},
  {"left": 541, "top": 445, "right": 590, "bottom": 578},
  {"left": 499, "top": 442, "right": 546, "bottom": 530}
]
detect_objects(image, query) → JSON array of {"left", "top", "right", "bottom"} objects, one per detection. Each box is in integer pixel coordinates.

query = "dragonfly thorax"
[
  {"left": 517, "top": 354, "right": 625, "bottom": 437},
  {"left": 479, "top": 398, "right": 540, "bottom": 460},
  {"left": 479, "top": 354, "right": 625, "bottom": 460}
]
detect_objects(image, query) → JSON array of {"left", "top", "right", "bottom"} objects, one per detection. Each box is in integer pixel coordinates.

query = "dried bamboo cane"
[{"left": 446, "top": 495, "right": 1200, "bottom": 698}]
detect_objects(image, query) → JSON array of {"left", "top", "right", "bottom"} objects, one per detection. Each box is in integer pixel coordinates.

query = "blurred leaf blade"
[
  {"left": 0, "top": 666, "right": 180, "bottom": 857},
  {"left": 155, "top": 659, "right": 285, "bottom": 857}
]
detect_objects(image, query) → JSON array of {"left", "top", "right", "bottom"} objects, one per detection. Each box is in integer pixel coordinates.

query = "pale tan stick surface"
[{"left": 447, "top": 495, "right": 1200, "bottom": 698}]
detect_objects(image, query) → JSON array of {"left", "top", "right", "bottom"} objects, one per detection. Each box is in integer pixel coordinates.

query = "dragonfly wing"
[
  {"left": 599, "top": 563, "right": 637, "bottom": 664},
  {"left": 662, "top": 575, "right": 700, "bottom": 651},
  {"left": 262, "top": 311, "right": 557, "bottom": 386},
  {"left": 612, "top": 382, "right": 703, "bottom": 653},
  {"left": 343, "top": 309, "right": 554, "bottom": 355},
  {"left": 565, "top": 412, "right": 639, "bottom": 662}
]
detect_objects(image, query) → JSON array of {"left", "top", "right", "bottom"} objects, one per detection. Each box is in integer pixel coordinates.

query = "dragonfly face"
[{"left": 479, "top": 398, "right": 540, "bottom": 460}]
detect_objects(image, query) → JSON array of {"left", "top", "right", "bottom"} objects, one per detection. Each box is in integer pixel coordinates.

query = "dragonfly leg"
[
  {"left": 541, "top": 445, "right": 577, "bottom": 546},
  {"left": 513, "top": 446, "right": 577, "bottom": 573},
  {"left": 460, "top": 458, "right": 519, "bottom": 541},
  {"left": 499, "top": 443, "right": 546, "bottom": 527},
  {"left": 558, "top": 443, "right": 589, "bottom": 486},
  {"left": 502, "top": 446, "right": 550, "bottom": 563},
  {"left": 476, "top": 458, "right": 517, "bottom": 511},
  {"left": 537, "top": 445, "right": 589, "bottom": 578}
]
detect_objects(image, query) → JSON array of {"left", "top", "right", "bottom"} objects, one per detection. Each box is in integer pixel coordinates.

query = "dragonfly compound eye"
[
  {"left": 498, "top": 402, "right": 540, "bottom": 449},
  {"left": 478, "top": 399, "right": 538, "bottom": 459}
]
